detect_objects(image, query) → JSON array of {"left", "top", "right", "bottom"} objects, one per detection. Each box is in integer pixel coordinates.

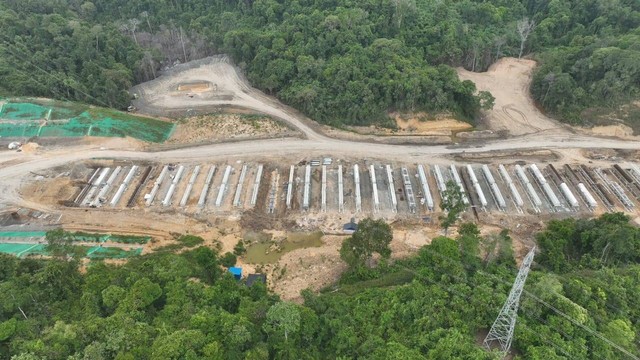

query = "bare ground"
[
  {"left": 168, "top": 114, "right": 297, "bottom": 144},
  {"left": 130, "top": 56, "right": 324, "bottom": 141},
  {"left": 457, "top": 58, "right": 568, "bottom": 136}
]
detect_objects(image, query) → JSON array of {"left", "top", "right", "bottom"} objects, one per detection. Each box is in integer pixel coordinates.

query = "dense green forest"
[
  {"left": 1, "top": 0, "right": 638, "bottom": 127},
  {"left": 1, "top": 214, "right": 640, "bottom": 359}
]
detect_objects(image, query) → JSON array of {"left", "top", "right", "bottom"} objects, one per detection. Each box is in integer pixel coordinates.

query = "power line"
[
  {"left": 522, "top": 290, "right": 639, "bottom": 360},
  {"left": 400, "top": 254, "right": 587, "bottom": 359},
  {"left": 519, "top": 307, "right": 584, "bottom": 360},
  {"left": 417, "top": 244, "right": 639, "bottom": 359},
  {"left": 483, "top": 246, "right": 536, "bottom": 357}
]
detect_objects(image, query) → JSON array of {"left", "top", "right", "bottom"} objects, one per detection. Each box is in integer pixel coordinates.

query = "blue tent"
[
  {"left": 229, "top": 267, "right": 242, "bottom": 280},
  {"left": 343, "top": 218, "right": 358, "bottom": 233}
]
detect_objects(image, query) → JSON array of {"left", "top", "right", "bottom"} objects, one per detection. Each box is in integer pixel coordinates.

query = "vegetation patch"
[
  {"left": 580, "top": 102, "right": 640, "bottom": 135},
  {"left": 176, "top": 235, "right": 205, "bottom": 247},
  {"left": 44, "top": 229, "right": 151, "bottom": 244},
  {"left": 0, "top": 99, "right": 174, "bottom": 142},
  {"left": 1, "top": 214, "right": 640, "bottom": 358}
]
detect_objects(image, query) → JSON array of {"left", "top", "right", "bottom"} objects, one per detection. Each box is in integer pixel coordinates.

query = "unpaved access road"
[
  {"left": 3, "top": 55, "right": 640, "bottom": 210},
  {"left": 131, "top": 56, "right": 325, "bottom": 141},
  {"left": 1, "top": 131, "right": 639, "bottom": 209}
]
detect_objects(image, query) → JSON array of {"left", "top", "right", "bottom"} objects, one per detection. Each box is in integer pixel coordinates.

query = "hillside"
[
  {"left": 1, "top": 215, "right": 639, "bottom": 359},
  {"left": 2, "top": 1, "right": 637, "bottom": 129}
]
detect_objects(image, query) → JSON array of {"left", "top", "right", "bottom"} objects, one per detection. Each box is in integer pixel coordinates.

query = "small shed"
[
  {"left": 246, "top": 273, "right": 267, "bottom": 287},
  {"left": 343, "top": 218, "right": 358, "bottom": 234},
  {"left": 228, "top": 267, "right": 242, "bottom": 280}
]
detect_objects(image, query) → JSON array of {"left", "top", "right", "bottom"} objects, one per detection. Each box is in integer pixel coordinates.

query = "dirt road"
[
  {"left": 131, "top": 56, "right": 325, "bottom": 141},
  {"left": 1, "top": 131, "right": 639, "bottom": 209},
  {"left": 2, "top": 56, "right": 639, "bottom": 210}
]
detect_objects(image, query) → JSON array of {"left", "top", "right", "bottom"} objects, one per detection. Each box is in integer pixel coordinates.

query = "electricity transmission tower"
[{"left": 483, "top": 246, "right": 536, "bottom": 357}]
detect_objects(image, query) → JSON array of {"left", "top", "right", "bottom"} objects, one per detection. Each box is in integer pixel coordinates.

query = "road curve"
[
  {"left": 1, "top": 111, "right": 639, "bottom": 210},
  {"left": 0, "top": 132, "right": 638, "bottom": 181}
]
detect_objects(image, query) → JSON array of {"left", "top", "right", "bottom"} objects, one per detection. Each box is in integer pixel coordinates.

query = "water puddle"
[{"left": 243, "top": 231, "right": 323, "bottom": 264}]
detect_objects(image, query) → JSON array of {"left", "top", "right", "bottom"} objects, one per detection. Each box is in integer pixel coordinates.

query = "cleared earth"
[
  {"left": 457, "top": 58, "right": 568, "bottom": 136},
  {"left": 4, "top": 56, "right": 640, "bottom": 302}
]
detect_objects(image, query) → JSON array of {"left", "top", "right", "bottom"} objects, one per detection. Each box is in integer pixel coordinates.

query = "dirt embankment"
[{"left": 168, "top": 114, "right": 297, "bottom": 144}]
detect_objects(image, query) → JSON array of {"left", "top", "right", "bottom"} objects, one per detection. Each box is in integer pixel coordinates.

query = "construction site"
[
  {"left": 23, "top": 156, "right": 640, "bottom": 221},
  {"left": 4, "top": 56, "right": 640, "bottom": 300}
]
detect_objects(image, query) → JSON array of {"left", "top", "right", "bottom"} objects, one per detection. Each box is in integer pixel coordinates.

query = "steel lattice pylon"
[{"left": 483, "top": 246, "right": 536, "bottom": 357}]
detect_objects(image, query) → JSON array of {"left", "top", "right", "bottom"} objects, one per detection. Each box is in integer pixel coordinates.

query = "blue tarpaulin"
[{"left": 229, "top": 267, "right": 242, "bottom": 280}]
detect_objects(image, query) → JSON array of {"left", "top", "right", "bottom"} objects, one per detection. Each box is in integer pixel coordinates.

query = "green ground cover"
[
  {"left": 0, "top": 99, "right": 174, "bottom": 142},
  {"left": 0, "top": 231, "right": 46, "bottom": 238},
  {"left": 0, "top": 243, "right": 141, "bottom": 259},
  {"left": 86, "top": 247, "right": 143, "bottom": 259}
]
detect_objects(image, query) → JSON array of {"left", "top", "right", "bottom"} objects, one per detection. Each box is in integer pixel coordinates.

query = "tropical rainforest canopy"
[
  {"left": 1, "top": 214, "right": 640, "bottom": 359},
  {"left": 1, "top": 0, "right": 639, "bottom": 127}
]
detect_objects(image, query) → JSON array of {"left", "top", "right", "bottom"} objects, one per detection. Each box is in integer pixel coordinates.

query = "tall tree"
[
  {"left": 439, "top": 180, "right": 467, "bottom": 235},
  {"left": 340, "top": 218, "right": 393, "bottom": 268},
  {"left": 517, "top": 17, "right": 535, "bottom": 59},
  {"left": 263, "top": 302, "right": 301, "bottom": 342}
]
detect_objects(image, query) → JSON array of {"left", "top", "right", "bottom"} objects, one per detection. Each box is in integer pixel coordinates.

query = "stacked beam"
[
  {"left": 267, "top": 170, "right": 279, "bottom": 213},
  {"left": 417, "top": 165, "right": 434, "bottom": 210},
  {"left": 92, "top": 166, "right": 122, "bottom": 207},
  {"left": 370, "top": 165, "right": 380, "bottom": 212},
  {"left": 612, "top": 164, "right": 640, "bottom": 198},
  {"left": 162, "top": 165, "right": 185, "bottom": 207},
  {"left": 198, "top": 166, "right": 216, "bottom": 208},
  {"left": 75, "top": 168, "right": 101, "bottom": 204},
  {"left": 111, "top": 166, "right": 138, "bottom": 206},
  {"left": 596, "top": 168, "right": 634, "bottom": 209},
  {"left": 579, "top": 165, "right": 614, "bottom": 209},
  {"left": 127, "top": 166, "right": 152, "bottom": 208},
  {"left": 498, "top": 165, "right": 524, "bottom": 207},
  {"left": 250, "top": 165, "right": 263, "bottom": 207},
  {"left": 303, "top": 165, "right": 311, "bottom": 210},
  {"left": 286, "top": 165, "right": 295, "bottom": 209},
  {"left": 386, "top": 165, "right": 397, "bottom": 212},
  {"left": 629, "top": 163, "right": 640, "bottom": 183},
  {"left": 338, "top": 165, "right": 344, "bottom": 213},
  {"left": 401, "top": 168, "right": 417, "bottom": 213},
  {"left": 215, "top": 165, "right": 232, "bottom": 207},
  {"left": 321, "top": 165, "right": 327, "bottom": 212},
  {"left": 466, "top": 165, "right": 488, "bottom": 207},
  {"left": 433, "top": 165, "right": 446, "bottom": 195},
  {"left": 180, "top": 166, "right": 201, "bottom": 207},
  {"left": 577, "top": 183, "right": 597, "bottom": 208},
  {"left": 549, "top": 164, "right": 579, "bottom": 208},
  {"left": 232, "top": 165, "right": 248, "bottom": 207},
  {"left": 515, "top": 165, "right": 542, "bottom": 207},
  {"left": 559, "top": 183, "right": 579, "bottom": 208},
  {"left": 146, "top": 166, "right": 168, "bottom": 206},
  {"left": 84, "top": 167, "right": 111, "bottom": 206},
  {"left": 449, "top": 165, "right": 469, "bottom": 205},
  {"left": 354, "top": 164, "right": 362, "bottom": 212},
  {"left": 530, "top": 164, "right": 561, "bottom": 208},
  {"left": 482, "top": 165, "right": 506, "bottom": 209}
]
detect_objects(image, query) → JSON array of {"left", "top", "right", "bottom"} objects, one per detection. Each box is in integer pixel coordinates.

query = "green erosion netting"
[
  {"left": 0, "top": 100, "right": 175, "bottom": 142},
  {"left": 0, "top": 231, "right": 149, "bottom": 244},
  {"left": 86, "top": 247, "right": 143, "bottom": 259},
  {"left": 0, "top": 243, "right": 44, "bottom": 256},
  {"left": 0, "top": 102, "right": 51, "bottom": 120},
  {"left": 65, "top": 231, "right": 150, "bottom": 244},
  {"left": 107, "top": 234, "right": 151, "bottom": 244},
  {"left": 0, "top": 231, "right": 47, "bottom": 238},
  {"left": 0, "top": 243, "right": 142, "bottom": 259}
]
